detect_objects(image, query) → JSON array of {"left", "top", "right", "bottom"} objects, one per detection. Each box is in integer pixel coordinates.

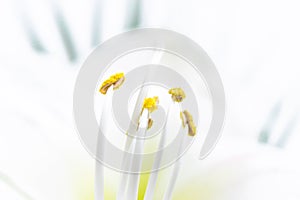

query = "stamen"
[
  {"left": 96, "top": 73, "right": 124, "bottom": 200},
  {"left": 137, "top": 96, "right": 159, "bottom": 130},
  {"left": 126, "top": 96, "right": 159, "bottom": 200},
  {"left": 161, "top": 88, "right": 192, "bottom": 200},
  {"left": 168, "top": 87, "right": 196, "bottom": 137}
]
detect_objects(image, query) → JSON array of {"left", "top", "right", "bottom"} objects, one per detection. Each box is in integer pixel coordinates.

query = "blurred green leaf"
[
  {"left": 125, "top": 0, "right": 141, "bottom": 29},
  {"left": 53, "top": 7, "right": 78, "bottom": 62},
  {"left": 258, "top": 101, "right": 282, "bottom": 144},
  {"left": 276, "top": 113, "right": 298, "bottom": 148},
  {"left": 91, "top": 0, "right": 102, "bottom": 46}
]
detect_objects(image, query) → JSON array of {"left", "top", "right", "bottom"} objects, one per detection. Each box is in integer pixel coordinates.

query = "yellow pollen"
[
  {"left": 99, "top": 72, "right": 125, "bottom": 94},
  {"left": 168, "top": 88, "right": 186, "bottom": 102},
  {"left": 142, "top": 96, "right": 159, "bottom": 113}
]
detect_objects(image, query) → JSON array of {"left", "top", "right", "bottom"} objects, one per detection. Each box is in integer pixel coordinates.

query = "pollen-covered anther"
[
  {"left": 143, "top": 96, "right": 159, "bottom": 113},
  {"left": 99, "top": 72, "right": 125, "bottom": 94},
  {"left": 182, "top": 110, "right": 197, "bottom": 136},
  {"left": 168, "top": 88, "right": 186, "bottom": 102}
]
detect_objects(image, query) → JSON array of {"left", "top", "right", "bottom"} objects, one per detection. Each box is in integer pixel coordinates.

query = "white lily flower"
[{"left": 1, "top": 0, "right": 300, "bottom": 199}]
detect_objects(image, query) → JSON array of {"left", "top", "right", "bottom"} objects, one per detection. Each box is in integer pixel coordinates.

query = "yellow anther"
[
  {"left": 99, "top": 72, "right": 125, "bottom": 94},
  {"left": 168, "top": 88, "right": 186, "bottom": 102},
  {"left": 142, "top": 96, "right": 159, "bottom": 113},
  {"left": 181, "top": 110, "right": 197, "bottom": 136}
]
